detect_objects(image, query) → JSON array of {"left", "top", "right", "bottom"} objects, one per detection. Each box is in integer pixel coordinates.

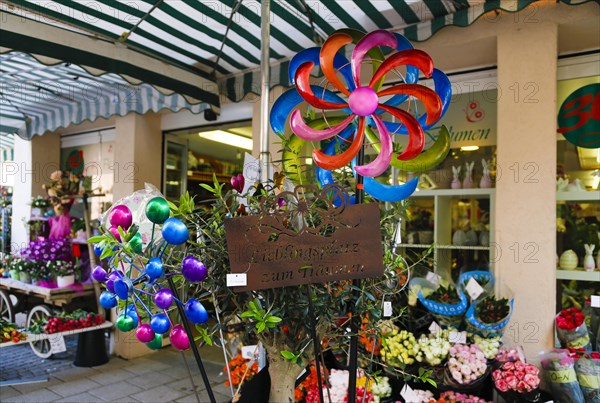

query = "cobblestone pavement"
[{"left": 0, "top": 342, "right": 232, "bottom": 402}]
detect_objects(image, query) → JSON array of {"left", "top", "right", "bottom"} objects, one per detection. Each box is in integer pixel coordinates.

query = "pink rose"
[
  {"left": 524, "top": 373, "right": 540, "bottom": 389},
  {"left": 452, "top": 370, "right": 463, "bottom": 382},
  {"left": 496, "top": 379, "right": 509, "bottom": 392},
  {"left": 514, "top": 360, "right": 525, "bottom": 371},
  {"left": 505, "top": 375, "right": 518, "bottom": 389},
  {"left": 525, "top": 365, "right": 539, "bottom": 375},
  {"left": 492, "top": 370, "right": 502, "bottom": 381},
  {"left": 503, "top": 362, "right": 515, "bottom": 370},
  {"left": 517, "top": 380, "right": 530, "bottom": 392},
  {"left": 50, "top": 170, "right": 62, "bottom": 181},
  {"left": 515, "top": 370, "right": 526, "bottom": 380}
]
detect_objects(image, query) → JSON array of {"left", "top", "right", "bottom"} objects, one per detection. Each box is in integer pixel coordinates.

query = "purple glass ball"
[
  {"left": 154, "top": 288, "right": 174, "bottom": 310},
  {"left": 348, "top": 86, "right": 379, "bottom": 116},
  {"left": 108, "top": 226, "right": 121, "bottom": 242},
  {"left": 136, "top": 324, "right": 155, "bottom": 343},
  {"left": 109, "top": 205, "right": 133, "bottom": 230},
  {"left": 181, "top": 256, "right": 208, "bottom": 283},
  {"left": 106, "top": 271, "right": 122, "bottom": 294},
  {"left": 91, "top": 266, "right": 108, "bottom": 283}
]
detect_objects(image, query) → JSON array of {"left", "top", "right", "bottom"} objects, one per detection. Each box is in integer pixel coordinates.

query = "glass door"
[{"left": 163, "top": 136, "right": 188, "bottom": 200}]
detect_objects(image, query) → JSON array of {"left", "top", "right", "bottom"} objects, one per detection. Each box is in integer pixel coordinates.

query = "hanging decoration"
[{"left": 270, "top": 28, "right": 452, "bottom": 201}]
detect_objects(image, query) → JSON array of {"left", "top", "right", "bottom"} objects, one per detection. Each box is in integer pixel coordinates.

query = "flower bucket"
[
  {"left": 466, "top": 299, "right": 514, "bottom": 338},
  {"left": 56, "top": 274, "right": 75, "bottom": 287},
  {"left": 417, "top": 287, "right": 468, "bottom": 328},
  {"left": 38, "top": 279, "right": 57, "bottom": 288},
  {"left": 19, "top": 272, "right": 31, "bottom": 284},
  {"left": 458, "top": 270, "right": 494, "bottom": 299},
  {"left": 9, "top": 270, "right": 19, "bottom": 280}
]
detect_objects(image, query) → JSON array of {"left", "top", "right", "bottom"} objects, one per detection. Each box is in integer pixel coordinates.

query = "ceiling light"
[
  {"left": 198, "top": 130, "right": 252, "bottom": 150},
  {"left": 460, "top": 145, "right": 479, "bottom": 151}
]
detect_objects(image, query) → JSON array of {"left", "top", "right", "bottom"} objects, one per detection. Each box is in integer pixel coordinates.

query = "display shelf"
[
  {"left": 556, "top": 190, "right": 600, "bottom": 202},
  {"left": 436, "top": 244, "right": 492, "bottom": 251},
  {"left": 0, "top": 321, "right": 113, "bottom": 348},
  {"left": 556, "top": 270, "right": 600, "bottom": 282},
  {"left": 412, "top": 188, "right": 495, "bottom": 199},
  {"left": 187, "top": 172, "right": 231, "bottom": 183},
  {"left": 395, "top": 243, "right": 431, "bottom": 249}
]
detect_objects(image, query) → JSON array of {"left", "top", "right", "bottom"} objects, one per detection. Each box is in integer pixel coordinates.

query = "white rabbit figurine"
[
  {"left": 583, "top": 244, "right": 595, "bottom": 271},
  {"left": 463, "top": 161, "right": 475, "bottom": 189},
  {"left": 451, "top": 166, "right": 462, "bottom": 189},
  {"left": 480, "top": 159, "right": 492, "bottom": 188},
  {"left": 556, "top": 177, "right": 569, "bottom": 192}
]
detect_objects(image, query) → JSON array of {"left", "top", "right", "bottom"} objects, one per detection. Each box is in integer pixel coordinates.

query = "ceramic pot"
[
  {"left": 19, "top": 272, "right": 31, "bottom": 284},
  {"left": 453, "top": 229, "right": 467, "bottom": 246},
  {"left": 56, "top": 274, "right": 75, "bottom": 287},
  {"left": 559, "top": 250, "right": 578, "bottom": 270}
]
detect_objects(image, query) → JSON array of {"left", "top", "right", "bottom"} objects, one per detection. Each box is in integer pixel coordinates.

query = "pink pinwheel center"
[{"left": 348, "top": 86, "right": 378, "bottom": 116}]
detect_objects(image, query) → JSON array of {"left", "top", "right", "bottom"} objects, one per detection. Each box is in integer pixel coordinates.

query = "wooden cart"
[{"left": 0, "top": 277, "right": 98, "bottom": 358}]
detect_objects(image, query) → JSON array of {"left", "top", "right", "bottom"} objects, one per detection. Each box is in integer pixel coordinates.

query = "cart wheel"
[
  {"left": 27, "top": 305, "right": 53, "bottom": 359},
  {"left": 0, "top": 290, "right": 14, "bottom": 323}
]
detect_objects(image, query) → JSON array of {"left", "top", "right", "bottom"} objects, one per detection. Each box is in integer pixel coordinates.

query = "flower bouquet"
[
  {"left": 417, "top": 330, "right": 451, "bottom": 366},
  {"left": 438, "top": 390, "right": 492, "bottom": 402},
  {"left": 471, "top": 334, "right": 501, "bottom": 361},
  {"left": 444, "top": 343, "right": 489, "bottom": 392},
  {"left": 224, "top": 353, "right": 258, "bottom": 389},
  {"left": 381, "top": 329, "right": 422, "bottom": 369},
  {"left": 458, "top": 270, "right": 494, "bottom": 300},
  {"left": 411, "top": 275, "right": 468, "bottom": 328},
  {"left": 575, "top": 353, "right": 600, "bottom": 403},
  {"left": 466, "top": 294, "right": 513, "bottom": 338},
  {"left": 556, "top": 308, "right": 591, "bottom": 351},
  {"left": 492, "top": 360, "right": 541, "bottom": 402},
  {"left": 539, "top": 350, "right": 585, "bottom": 403}
]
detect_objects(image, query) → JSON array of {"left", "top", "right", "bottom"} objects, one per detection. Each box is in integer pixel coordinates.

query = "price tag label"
[
  {"left": 426, "top": 271, "right": 441, "bottom": 286},
  {"left": 49, "top": 334, "right": 67, "bottom": 354},
  {"left": 383, "top": 301, "right": 392, "bottom": 317},
  {"left": 400, "top": 384, "right": 418, "bottom": 402},
  {"left": 429, "top": 321, "right": 442, "bottom": 334},
  {"left": 591, "top": 295, "right": 600, "bottom": 308},
  {"left": 466, "top": 277, "right": 484, "bottom": 300},
  {"left": 449, "top": 330, "right": 467, "bottom": 344},
  {"left": 517, "top": 345, "right": 526, "bottom": 363},
  {"left": 241, "top": 345, "right": 258, "bottom": 360},
  {"left": 226, "top": 273, "right": 247, "bottom": 287}
]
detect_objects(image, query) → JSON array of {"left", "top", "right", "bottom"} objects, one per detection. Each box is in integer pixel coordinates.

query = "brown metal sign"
[{"left": 224, "top": 202, "right": 384, "bottom": 292}]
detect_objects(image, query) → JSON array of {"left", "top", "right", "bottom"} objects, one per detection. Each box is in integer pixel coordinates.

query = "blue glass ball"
[
  {"left": 146, "top": 257, "right": 163, "bottom": 280},
  {"left": 114, "top": 278, "right": 133, "bottom": 300},
  {"left": 150, "top": 313, "right": 171, "bottom": 334},
  {"left": 184, "top": 299, "right": 208, "bottom": 324},
  {"left": 125, "top": 305, "right": 139, "bottom": 327},
  {"left": 161, "top": 218, "right": 189, "bottom": 245},
  {"left": 93, "top": 244, "right": 104, "bottom": 257},
  {"left": 99, "top": 291, "right": 117, "bottom": 309}
]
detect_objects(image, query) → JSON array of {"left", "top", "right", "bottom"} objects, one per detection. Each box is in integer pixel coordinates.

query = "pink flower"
[
  {"left": 492, "top": 370, "right": 502, "bottom": 381},
  {"left": 524, "top": 365, "right": 539, "bottom": 376},
  {"left": 514, "top": 360, "right": 525, "bottom": 371},
  {"left": 496, "top": 379, "right": 509, "bottom": 392},
  {"left": 524, "top": 373, "right": 540, "bottom": 389},
  {"left": 503, "top": 361, "right": 515, "bottom": 370},
  {"left": 505, "top": 375, "right": 518, "bottom": 389},
  {"left": 517, "top": 380, "right": 530, "bottom": 392},
  {"left": 515, "top": 370, "right": 525, "bottom": 380},
  {"left": 452, "top": 370, "right": 463, "bottom": 382},
  {"left": 50, "top": 170, "right": 62, "bottom": 181}
]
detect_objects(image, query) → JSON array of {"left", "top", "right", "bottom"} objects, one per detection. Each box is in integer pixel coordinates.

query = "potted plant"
[{"left": 53, "top": 260, "right": 76, "bottom": 287}]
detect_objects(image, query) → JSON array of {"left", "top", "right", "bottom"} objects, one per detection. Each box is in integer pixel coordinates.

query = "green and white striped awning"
[
  {"left": 0, "top": 52, "right": 213, "bottom": 139},
  {"left": 0, "top": 0, "right": 593, "bottom": 138}
]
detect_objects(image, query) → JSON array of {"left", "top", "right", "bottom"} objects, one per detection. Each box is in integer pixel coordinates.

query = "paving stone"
[
  {"left": 53, "top": 391, "right": 104, "bottom": 402},
  {"left": 130, "top": 384, "right": 186, "bottom": 402},
  {"left": 9, "top": 377, "right": 63, "bottom": 394},
  {"left": 164, "top": 376, "right": 204, "bottom": 394},
  {"left": 48, "top": 378, "right": 101, "bottom": 398},
  {"left": 51, "top": 367, "right": 101, "bottom": 382},
  {"left": 93, "top": 357, "right": 131, "bottom": 372},
  {"left": 123, "top": 357, "right": 172, "bottom": 376},
  {"left": 0, "top": 386, "right": 22, "bottom": 400},
  {"left": 88, "top": 380, "right": 143, "bottom": 402},
  {"left": 3, "top": 388, "right": 62, "bottom": 402},
  {"left": 128, "top": 370, "right": 176, "bottom": 389},
  {"left": 84, "top": 368, "right": 133, "bottom": 386}
]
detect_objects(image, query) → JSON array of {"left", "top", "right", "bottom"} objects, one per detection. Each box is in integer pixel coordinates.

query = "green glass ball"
[
  {"left": 145, "top": 197, "right": 170, "bottom": 224},
  {"left": 145, "top": 333, "right": 163, "bottom": 350},
  {"left": 128, "top": 232, "right": 143, "bottom": 254},
  {"left": 116, "top": 314, "right": 135, "bottom": 332}
]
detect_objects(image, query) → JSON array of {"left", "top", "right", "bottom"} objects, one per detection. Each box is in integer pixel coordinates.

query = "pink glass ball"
[
  {"left": 135, "top": 324, "right": 155, "bottom": 343},
  {"left": 109, "top": 205, "right": 133, "bottom": 230},
  {"left": 170, "top": 324, "right": 190, "bottom": 351}
]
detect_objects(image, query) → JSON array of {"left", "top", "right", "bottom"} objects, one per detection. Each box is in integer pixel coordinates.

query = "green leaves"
[
  {"left": 169, "top": 192, "right": 196, "bottom": 216},
  {"left": 240, "top": 298, "right": 282, "bottom": 334},
  {"left": 194, "top": 325, "right": 213, "bottom": 346},
  {"left": 280, "top": 350, "right": 301, "bottom": 364},
  {"left": 417, "top": 367, "right": 437, "bottom": 387}
]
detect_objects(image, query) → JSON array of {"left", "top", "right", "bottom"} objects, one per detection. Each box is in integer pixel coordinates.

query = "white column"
[
  {"left": 113, "top": 112, "right": 162, "bottom": 201},
  {"left": 10, "top": 134, "right": 60, "bottom": 253},
  {"left": 495, "top": 22, "right": 558, "bottom": 359}
]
